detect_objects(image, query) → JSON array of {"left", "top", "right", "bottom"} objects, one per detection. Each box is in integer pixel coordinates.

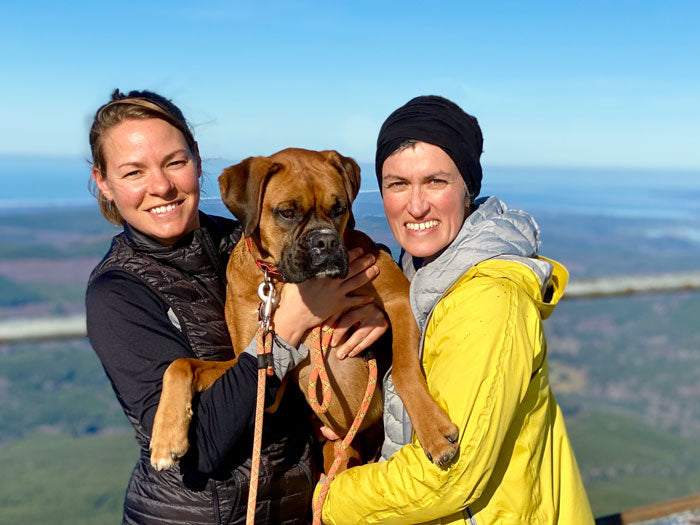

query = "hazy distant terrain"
[{"left": 1, "top": 195, "right": 700, "bottom": 521}]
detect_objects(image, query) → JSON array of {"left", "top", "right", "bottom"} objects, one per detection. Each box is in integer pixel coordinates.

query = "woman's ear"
[
  {"left": 92, "top": 166, "right": 114, "bottom": 201},
  {"left": 464, "top": 182, "right": 473, "bottom": 216}
]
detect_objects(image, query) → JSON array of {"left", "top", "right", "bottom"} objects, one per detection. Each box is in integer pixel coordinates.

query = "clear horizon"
[{"left": 3, "top": 157, "right": 699, "bottom": 226}]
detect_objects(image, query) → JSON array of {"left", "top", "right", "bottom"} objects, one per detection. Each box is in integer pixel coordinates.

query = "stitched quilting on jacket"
[{"left": 88, "top": 213, "right": 313, "bottom": 525}]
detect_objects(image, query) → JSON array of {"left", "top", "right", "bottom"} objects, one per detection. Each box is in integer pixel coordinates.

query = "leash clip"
[{"left": 257, "top": 269, "right": 279, "bottom": 331}]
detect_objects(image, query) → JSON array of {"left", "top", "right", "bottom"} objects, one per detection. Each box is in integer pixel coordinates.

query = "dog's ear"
[
  {"left": 325, "top": 150, "right": 361, "bottom": 203},
  {"left": 219, "top": 157, "right": 282, "bottom": 237},
  {"left": 324, "top": 150, "right": 361, "bottom": 230}
]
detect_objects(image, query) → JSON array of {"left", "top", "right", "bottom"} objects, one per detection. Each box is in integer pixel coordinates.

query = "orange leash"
[
  {"left": 308, "top": 326, "right": 334, "bottom": 413},
  {"left": 246, "top": 256, "right": 281, "bottom": 524},
  {"left": 246, "top": 328, "right": 274, "bottom": 525},
  {"left": 246, "top": 299, "right": 378, "bottom": 523},
  {"left": 310, "top": 326, "right": 378, "bottom": 525}
]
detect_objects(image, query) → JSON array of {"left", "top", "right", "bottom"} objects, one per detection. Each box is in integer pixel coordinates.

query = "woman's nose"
[
  {"left": 148, "top": 169, "right": 175, "bottom": 195},
  {"left": 407, "top": 186, "right": 429, "bottom": 217}
]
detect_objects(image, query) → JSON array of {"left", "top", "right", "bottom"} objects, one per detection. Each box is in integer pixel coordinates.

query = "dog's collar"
[{"left": 245, "top": 237, "right": 283, "bottom": 280}]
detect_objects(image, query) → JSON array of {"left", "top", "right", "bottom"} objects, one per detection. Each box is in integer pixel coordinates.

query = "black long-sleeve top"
[
  {"left": 86, "top": 269, "right": 277, "bottom": 474},
  {"left": 86, "top": 218, "right": 309, "bottom": 476}
]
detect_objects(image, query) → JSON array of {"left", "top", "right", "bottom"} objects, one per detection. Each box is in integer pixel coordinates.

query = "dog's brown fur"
[{"left": 149, "top": 148, "right": 458, "bottom": 472}]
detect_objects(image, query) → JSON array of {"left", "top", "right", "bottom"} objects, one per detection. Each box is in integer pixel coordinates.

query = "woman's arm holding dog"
[
  {"left": 319, "top": 278, "right": 538, "bottom": 524},
  {"left": 86, "top": 271, "right": 276, "bottom": 474},
  {"left": 88, "top": 251, "right": 387, "bottom": 475}
]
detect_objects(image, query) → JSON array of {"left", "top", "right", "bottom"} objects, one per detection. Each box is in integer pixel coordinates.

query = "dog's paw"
[
  {"left": 150, "top": 437, "right": 190, "bottom": 471},
  {"left": 149, "top": 404, "right": 193, "bottom": 471},
  {"left": 418, "top": 421, "right": 459, "bottom": 468}
]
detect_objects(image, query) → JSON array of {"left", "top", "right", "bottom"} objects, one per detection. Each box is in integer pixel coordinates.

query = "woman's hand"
[
  {"left": 329, "top": 303, "right": 389, "bottom": 359},
  {"left": 273, "top": 248, "right": 381, "bottom": 346}
]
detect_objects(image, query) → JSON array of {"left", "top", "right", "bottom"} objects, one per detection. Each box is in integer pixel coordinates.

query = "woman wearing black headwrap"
[
  {"left": 316, "top": 96, "right": 593, "bottom": 524},
  {"left": 375, "top": 95, "right": 484, "bottom": 200}
]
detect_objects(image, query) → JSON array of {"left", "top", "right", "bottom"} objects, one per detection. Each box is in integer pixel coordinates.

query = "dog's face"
[{"left": 219, "top": 148, "right": 361, "bottom": 283}]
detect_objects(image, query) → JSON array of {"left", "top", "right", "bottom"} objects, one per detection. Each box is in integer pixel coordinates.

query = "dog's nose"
[{"left": 308, "top": 231, "right": 339, "bottom": 254}]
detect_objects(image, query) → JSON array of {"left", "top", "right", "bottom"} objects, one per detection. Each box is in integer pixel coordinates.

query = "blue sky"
[{"left": 1, "top": 1, "right": 699, "bottom": 170}]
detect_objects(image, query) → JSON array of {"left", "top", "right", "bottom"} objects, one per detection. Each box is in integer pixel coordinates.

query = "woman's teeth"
[
  {"left": 406, "top": 220, "right": 439, "bottom": 231},
  {"left": 149, "top": 203, "right": 177, "bottom": 215}
]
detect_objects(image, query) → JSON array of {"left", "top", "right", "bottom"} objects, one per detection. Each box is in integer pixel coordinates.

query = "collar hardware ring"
[{"left": 257, "top": 270, "right": 279, "bottom": 331}]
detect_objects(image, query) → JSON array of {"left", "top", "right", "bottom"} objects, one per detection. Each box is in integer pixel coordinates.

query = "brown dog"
[{"left": 149, "top": 148, "right": 458, "bottom": 472}]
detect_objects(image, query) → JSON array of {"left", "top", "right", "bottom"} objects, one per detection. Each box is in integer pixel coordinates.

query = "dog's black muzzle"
[{"left": 278, "top": 228, "right": 349, "bottom": 283}]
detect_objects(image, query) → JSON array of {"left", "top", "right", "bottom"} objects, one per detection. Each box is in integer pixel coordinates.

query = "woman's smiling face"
[
  {"left": 381, "top": 141, "right": 469, "bottom": 261},
  {"left": 92, "top": 118, "right": 201, "bottom": 245}
]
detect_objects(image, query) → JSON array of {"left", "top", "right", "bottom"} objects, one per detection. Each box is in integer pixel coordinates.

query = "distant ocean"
[{"left": 1, "top": 155, "right": 699, "bottom": 223}]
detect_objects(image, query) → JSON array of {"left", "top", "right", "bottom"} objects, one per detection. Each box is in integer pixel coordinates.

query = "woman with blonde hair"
[{"left": 86, "top": 89, "right": 387, "bottom": 524}]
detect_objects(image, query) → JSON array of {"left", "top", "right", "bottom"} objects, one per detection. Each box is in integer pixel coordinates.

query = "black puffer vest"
[{"left": 89, "top": 213, "right": 313, "bottom": 524}]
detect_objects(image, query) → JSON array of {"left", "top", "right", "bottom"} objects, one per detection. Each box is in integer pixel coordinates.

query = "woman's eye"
[
  {"left": 168, "top": 159, "right": 187, "bottom": 168},
  {"left": 123, "top": 170, "right": 140, "bottom": 178}
]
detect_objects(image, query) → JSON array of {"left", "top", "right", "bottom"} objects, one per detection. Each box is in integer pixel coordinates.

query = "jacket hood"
[
  {"left": 401, "top": 196, "right": 554, "bottom": 332},
  {"left": 472, "top": 255, "right": 568, "bottom": 321}
]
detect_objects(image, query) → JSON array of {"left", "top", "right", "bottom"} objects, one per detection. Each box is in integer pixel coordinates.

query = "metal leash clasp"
[{"left": 257, "top": 268, "right": 279, "bottom": 333}]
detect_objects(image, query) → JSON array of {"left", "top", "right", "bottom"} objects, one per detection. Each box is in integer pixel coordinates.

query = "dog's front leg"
[
  {"left": 391, "top": 347, "right": 459, "bottom": 467},
  {"left": 150, "top": 358, "right": 236, "bottom": 470},
  {"left": 371, "top": 249, "right": 460, "bottom": 467}
]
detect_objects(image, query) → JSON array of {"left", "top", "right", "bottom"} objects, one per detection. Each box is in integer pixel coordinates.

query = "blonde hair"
[{"left": 88, "top": 89, "right": 197, "bottom": 225}]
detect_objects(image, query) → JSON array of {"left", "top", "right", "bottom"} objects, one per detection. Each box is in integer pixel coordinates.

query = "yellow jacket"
[{"left": 321, "top": 256, "right": 593, "bottom": 524}]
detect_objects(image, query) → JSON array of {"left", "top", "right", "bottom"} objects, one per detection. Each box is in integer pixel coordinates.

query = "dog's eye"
[
  {"left": 330, "top": 205, "right": 347, "bottom": 218},
  {"left": 278, "top": 209, "right": 296, "bottom": 220}
]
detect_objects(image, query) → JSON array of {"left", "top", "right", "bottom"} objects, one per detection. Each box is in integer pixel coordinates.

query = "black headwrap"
[{"left": 375, "top": 95, "right": 483, "bottom": 199}]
